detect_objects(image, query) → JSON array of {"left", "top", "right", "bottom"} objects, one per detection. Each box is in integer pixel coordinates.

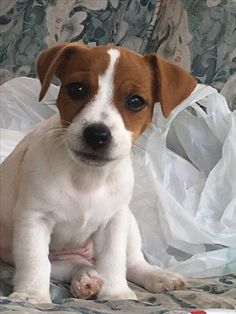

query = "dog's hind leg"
[
  {"left": 51, "top": 257, "right": 103, "bottom": 299},
  {"left": 126, "top": 211, "right": 185, "bottom": 293}
]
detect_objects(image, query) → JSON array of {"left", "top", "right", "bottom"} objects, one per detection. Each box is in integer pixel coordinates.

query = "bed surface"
[{"left": 0, "top": 261, "right": 235, "bottom": 313}]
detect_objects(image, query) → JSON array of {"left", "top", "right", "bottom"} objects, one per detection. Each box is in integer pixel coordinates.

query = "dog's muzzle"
[{"left": 72, "top": 123, "right": 113, "bottom": 167}]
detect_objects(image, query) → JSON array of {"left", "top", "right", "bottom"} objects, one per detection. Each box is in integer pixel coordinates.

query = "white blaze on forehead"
[
  {"left": 69, "top": 48, "right": 121, "bottom": 125},
  {"left": 76, "top": 48, "right": 122, "bottom": 124},
  {"left": 97, "top": 48, "right": 120, "bottom": 103},
  {"left": 72, "top": 48, "right": 121, "bottom": 121}
]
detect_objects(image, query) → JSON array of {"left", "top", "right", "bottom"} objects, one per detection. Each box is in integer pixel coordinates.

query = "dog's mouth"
[{"left": 72, "top": 150, "right": 113, "bottom": 166}]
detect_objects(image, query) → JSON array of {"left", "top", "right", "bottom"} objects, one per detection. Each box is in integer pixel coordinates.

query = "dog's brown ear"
[
  {"left": 37, "top": 43, "right": 86, "bottom": 101},
  {"left": 145, "top": 54, "right": 196, "bottom": 117}
]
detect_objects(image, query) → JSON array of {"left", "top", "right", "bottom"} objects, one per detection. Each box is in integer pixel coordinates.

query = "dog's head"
[{"left": 37, "top": 43, "right": 196, "bottom": 167}]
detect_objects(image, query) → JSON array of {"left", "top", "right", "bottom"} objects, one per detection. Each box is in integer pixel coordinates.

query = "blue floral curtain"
[{"left": 0, "top": 0, "right": 235, "bottom": 109}]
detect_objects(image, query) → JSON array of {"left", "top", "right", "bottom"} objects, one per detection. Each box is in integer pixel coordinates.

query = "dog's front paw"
[
  {"left": 9, "top": 292, "right": 51, "bottom": 304},
  {"left": 143, "top": 268, "right": 185, "bottom": 293},
  {"left": 70, "top": 267, "right": 103, "bottom": 299},
  {"left": 98, "top": 285, "right": 137, "bottom": 300}
]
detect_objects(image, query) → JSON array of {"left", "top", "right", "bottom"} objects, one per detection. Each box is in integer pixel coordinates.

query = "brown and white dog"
[{"left": 0, "top": 43, "right": 196, "bottom": 303}]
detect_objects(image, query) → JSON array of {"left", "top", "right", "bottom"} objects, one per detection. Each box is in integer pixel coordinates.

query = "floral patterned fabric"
[
  {"left": 0, "top": 261, "right": 236, "bottom": 313},
  {"left": 0, "top": 0, "right": 235, "bottom": 109}
]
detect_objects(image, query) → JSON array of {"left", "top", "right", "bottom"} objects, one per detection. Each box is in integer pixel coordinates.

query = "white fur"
[{"left": 0, "top": 48, "right": 185, "bottom": 303}]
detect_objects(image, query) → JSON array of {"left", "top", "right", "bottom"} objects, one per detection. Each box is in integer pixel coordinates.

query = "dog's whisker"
[
  {"left": 47, "top": 130, "right": 64, "bottom": 137},
  {"left": 54, "top": 137, "right": 67, "bottom": 151},
  {"left": 52, "top": 134, "right": 67, "bottom": 145},
  {"left": 53, "top": 135, "right": 66, "bottom": 143},
  {"left": 48, "top": 126, "right": 68, "bottom": 132},
  {"left": 47, "top": 127, "right": 70, "bottom": 140},
  {"left": 68, "top": 133, "right": 79, "bottom": 137},
  {"left": 61, "top": 120, "right": 73, "bottom": 127},
  {"left": 47, "top": 131, "right": 65, "bottom": 141}
]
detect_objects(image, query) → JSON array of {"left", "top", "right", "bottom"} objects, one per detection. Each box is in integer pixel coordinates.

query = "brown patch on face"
[
  {"left": 112, "top": 48, "right": 196, "bottom": 142},
  {"left": 57, "top": 70, "right": 98, "bottom": 126},
  {"left": 112, "top": 49, "right": 155, "bottom": 143},
  {"left": 37, "top": 43, "right": 110, "bottom": 125}
]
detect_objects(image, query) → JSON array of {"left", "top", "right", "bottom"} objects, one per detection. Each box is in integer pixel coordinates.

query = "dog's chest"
[{"left": 49, "top": 172, "right": 131, "bottom": 250}]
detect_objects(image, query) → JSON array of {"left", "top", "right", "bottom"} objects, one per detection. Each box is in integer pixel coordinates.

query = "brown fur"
[
  {"left": 37, "top": 43, "right": 109, "bottom": 125},
  {"left": 112, "top": 49, "right": 155, "bottom": 142},
  {"left": 145, "top": 54, "right": 197, "bottom": 118},
  {"left": 37, "top": 43, "right": 196, "bottom": 136}
]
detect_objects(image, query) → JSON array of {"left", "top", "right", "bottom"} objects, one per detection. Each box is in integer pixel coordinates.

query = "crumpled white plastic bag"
[
  {"left": 131, "top": 84, "right": 236, "bottom": 277},
  {"left": 0, "top": 77, "right": 235, "bottom": 277},
  {"left": 0, "top": 77, "right": 58, "bottom": 162}
]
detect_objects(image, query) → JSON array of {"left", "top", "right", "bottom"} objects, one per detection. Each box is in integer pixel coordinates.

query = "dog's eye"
[
  {"left": 126, "top": 95, "right": 146, "bottom": 112},
  {"left": 67, "top": 82, "right": 88, "bottom": 100}
]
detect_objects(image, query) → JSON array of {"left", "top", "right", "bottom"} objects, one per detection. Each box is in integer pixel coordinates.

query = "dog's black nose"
[{"left": 83, "top": 124, "right": 111, "bottom": 150}]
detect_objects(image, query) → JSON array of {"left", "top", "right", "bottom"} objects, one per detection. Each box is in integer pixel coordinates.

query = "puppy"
[{"left": 0, "top": 43, "right": 196, "bottom": 303}]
